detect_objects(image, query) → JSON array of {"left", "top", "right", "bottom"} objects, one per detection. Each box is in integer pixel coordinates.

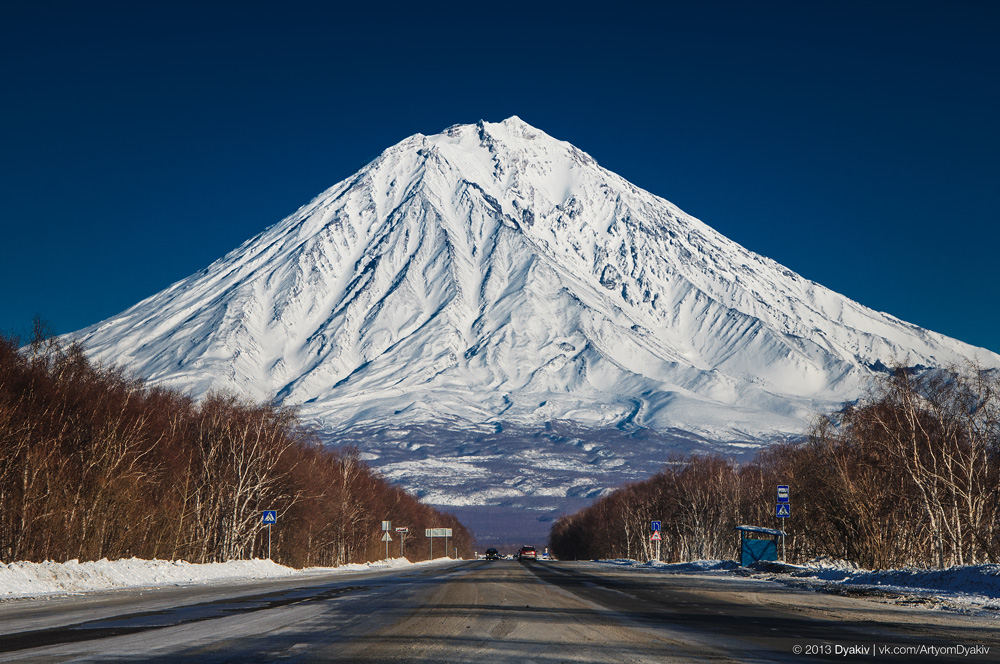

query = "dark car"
[
  {"left": 485, "top": 548, "right": 500, "bottom": 560},
  {"left": 517, "top": 546, "right": 537, "bottom": 561}
]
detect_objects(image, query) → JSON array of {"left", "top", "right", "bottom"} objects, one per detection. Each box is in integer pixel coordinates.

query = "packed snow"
[
  {"left": 0, "top": 557, "right": 451, "bottom": 601},
  {"left": 590, "top": 558, "right": 1000, "bottom": 614},
  {"left": 10, "top": 555, "right": 997, "bottom": 616}
]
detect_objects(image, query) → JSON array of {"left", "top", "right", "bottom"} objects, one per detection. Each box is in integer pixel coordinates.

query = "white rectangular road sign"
[
  {"left": 395, "top": 527, "right": 409, "bottom": 533},
  {"left": 381, "top": 521, "right": 392, "bottom": 531},
  {"left": 425, "top": 528, "right": 452, "bottom": 537}
]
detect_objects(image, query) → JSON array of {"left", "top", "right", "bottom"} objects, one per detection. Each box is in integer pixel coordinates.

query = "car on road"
[
  {"left": 484, "top": 548, "right": 500, "bottom": 560},
  {"left": 517, "top": 546, "right": 537, "bottom": 561}
]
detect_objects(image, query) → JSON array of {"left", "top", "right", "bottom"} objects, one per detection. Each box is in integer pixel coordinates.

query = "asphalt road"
[{"left": 1, "top": 560, "right": 997, "bottom": 663}]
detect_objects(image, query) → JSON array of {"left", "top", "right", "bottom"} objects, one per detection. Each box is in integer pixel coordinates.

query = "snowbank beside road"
[
  {"left": 597, "top": 559, "right": 740, "bottom": 574},
  {"left": 779, "top": 559, "right": 1000, "bottom": 610},
  {"left": 0, "top": 557, "right": 441, "bottom": 600},
  {"left": 592, "top": 558, "right": 1000, "bottom": 613}
]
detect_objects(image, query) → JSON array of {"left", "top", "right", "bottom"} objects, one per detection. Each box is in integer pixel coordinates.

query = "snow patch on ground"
[
  {"left": 0, "top": 557, "right": 450, "bottom": 600},
  {"left": 598, "top": 558, "right": 739, "bottom": 574},
  {"left": 591, "top": 558, "right": 1000, "bottom": 613}
]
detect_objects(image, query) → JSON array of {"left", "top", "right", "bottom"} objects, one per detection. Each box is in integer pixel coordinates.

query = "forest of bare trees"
[
  {"left": 0, "top": 325, "right": 471, "bottom": 567},
  {"left": 550, "top": 365, "right": 1000, "bottom": 570}
]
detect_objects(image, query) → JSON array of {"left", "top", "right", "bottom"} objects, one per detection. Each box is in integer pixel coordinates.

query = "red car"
[{"left": 518, "top": 546, "right": 537, "bottom": 561}]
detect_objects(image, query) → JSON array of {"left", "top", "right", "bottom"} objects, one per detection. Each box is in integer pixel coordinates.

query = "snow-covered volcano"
[{"left": 72, "top": 117, "right": 999, "bottom": 541}]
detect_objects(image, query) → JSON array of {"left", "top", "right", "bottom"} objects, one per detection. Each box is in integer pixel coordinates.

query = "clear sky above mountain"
[{"left": 2, "top": 1, "right": 998, "bottom": 353}]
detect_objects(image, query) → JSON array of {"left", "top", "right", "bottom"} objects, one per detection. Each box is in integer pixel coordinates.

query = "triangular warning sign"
[
  {"left": 381, "top": 532, "right": 393, "bottom": 542},
  {"left": 650, "top": 531, "right": 661, "bottom": 541}
]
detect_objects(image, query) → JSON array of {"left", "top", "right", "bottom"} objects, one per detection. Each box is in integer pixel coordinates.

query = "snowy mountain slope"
[
  {"left": 70, "top": 118, "right": 1000, "bottom": 537},
  {"left": 73, "top": 116, "right": 999, "bottom": 443}
]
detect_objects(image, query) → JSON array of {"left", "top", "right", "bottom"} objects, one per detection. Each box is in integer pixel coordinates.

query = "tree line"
[
  {"left": 0, "top": 323, "right": 471, "bottom": 567},
  {"left": 550, "top": 365, "right": 1000, "bottom": 569}
]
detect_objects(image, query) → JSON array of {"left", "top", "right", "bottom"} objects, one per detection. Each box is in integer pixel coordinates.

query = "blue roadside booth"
[{"left": 735, "top": 525, "right": 786, "bottom": 567}]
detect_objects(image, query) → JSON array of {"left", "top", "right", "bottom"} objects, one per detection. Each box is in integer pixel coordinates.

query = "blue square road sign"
[
  {"left": 262, "top": 510, "right": 277, "bottom": 524},
  {"left": 776, "top": 504, "right": 790, "bottom": 518}
]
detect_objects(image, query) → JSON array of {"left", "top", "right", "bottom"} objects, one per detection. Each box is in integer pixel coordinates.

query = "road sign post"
[
  {"left": 262, "top": 510, "right": 277, "bottom": 559},
  {"left": 395, "top": 527, "right": 409, "bottom": 558},
  {"left": 380, "top": 521, "right": 392, "bottom": 560},
  {"left": 651, "top": 520, "right": 662, "bottom": 561},
  {"left": 776, "top": 486, "right": 790, "bottom": 561},
  {"left": 425, "top": 528, "right": 452, "bottom": 560}
]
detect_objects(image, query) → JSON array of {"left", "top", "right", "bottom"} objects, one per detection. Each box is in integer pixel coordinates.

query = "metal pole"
[
  {"left": 268, "top": 524, "right": 272, "bottom": 560},
  {"left": 430, "top": 536, "right": 433, "bottom": 559},
  {"left": 445, "top": 535, "right": 449, "bottom": 558}
]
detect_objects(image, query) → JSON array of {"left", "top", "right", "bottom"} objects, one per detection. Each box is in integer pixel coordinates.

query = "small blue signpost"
[
  {"left": 651, "top": 520, "right": 661, "bottom": 532},
  {"left": 776, "top": 485, "right": 790, "bottom": 561},
  {"left": 262, "top": 510, "right": 277, "bottom": 559}
]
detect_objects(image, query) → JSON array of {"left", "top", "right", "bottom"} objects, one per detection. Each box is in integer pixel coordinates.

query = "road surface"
[{"left": 1, "top": 559, "right": 997, "bottom": 662}]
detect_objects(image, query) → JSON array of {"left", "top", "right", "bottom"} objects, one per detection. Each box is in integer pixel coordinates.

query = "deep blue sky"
[{"left": 3, "top": 1, "right": 998, "bottom": 353}]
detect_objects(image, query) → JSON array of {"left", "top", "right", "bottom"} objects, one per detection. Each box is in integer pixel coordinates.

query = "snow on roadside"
[
  {"left": 0, "top": 557, "right": 448, "bottom": 600},
  {"left": 774, "top": 559, "right": 1000, "bottom": 611},
  {"left": 591, "top": 558, "right": 1000, "bottom": 613},
  {"left": 595, "top": 559, "right": 739, "bottom": 574}
]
